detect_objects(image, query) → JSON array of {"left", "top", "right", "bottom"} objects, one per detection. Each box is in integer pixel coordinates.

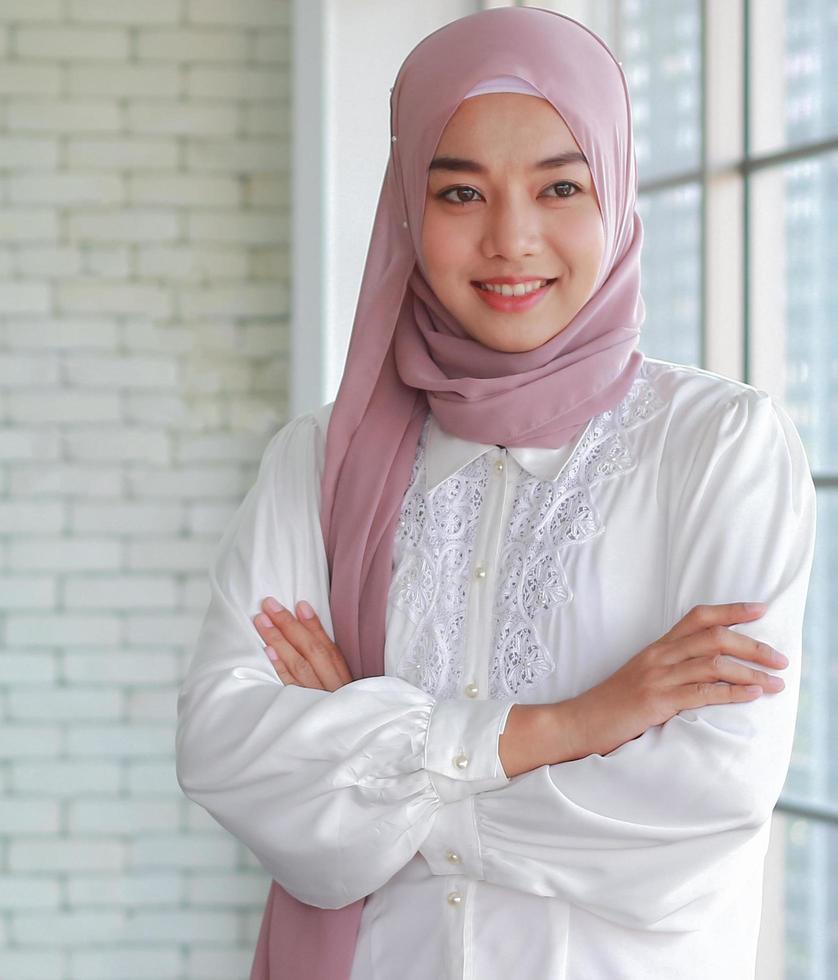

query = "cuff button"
[{"left": 453, "top": 753, "right": 470, "bottom": 770}]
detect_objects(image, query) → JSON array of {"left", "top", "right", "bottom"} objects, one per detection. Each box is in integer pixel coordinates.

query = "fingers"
[
  {"left": 253, "top": 598, "right": 351, "bottom": 691},
  {"left": 662, "top": 602, "right": 768, "bottom": 643},
  {"left": 656, "top": 622, "right": 788, "bottom": 670}
]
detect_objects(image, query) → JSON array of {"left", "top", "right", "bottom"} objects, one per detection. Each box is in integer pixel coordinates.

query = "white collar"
[{"left": 425, "top": 412, "right": 591, "bottom": 491}]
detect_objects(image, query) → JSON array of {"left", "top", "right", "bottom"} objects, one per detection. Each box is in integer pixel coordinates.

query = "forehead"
[{"left": 436, "top": 93, "right": 579, "bottom": 152}]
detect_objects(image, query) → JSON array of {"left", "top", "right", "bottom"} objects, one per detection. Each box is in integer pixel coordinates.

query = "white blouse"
[{"left": 175, "top": 356, "right": 817, "bottom": 980}]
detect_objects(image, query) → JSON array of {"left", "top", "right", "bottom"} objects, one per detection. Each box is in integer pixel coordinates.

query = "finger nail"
[
  {"left": 256, "top": 613, "right": 272, "bottom": 629},
  {"left": 297, "top": 600, "right": 315, "bottom": 620},
  {"left": 264, "top": 597, "right": 284, "bottom": 613},
  {"left": 264, "top": 646, "right": 278, "bottom": 661}
]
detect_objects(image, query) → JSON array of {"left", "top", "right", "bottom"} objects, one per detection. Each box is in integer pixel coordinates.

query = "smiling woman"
[
  {"left": 174, "top": 8, "right": 816, "bottom": 980},
  {"left": 422, "top": 91, "right": 605, "bottom": 353}
]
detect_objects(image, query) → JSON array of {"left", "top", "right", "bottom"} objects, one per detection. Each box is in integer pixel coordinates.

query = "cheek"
[{"left": 421, "top": 208, "right": 468, "bottom": 280}]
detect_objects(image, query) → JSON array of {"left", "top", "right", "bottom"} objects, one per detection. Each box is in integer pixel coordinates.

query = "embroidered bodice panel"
[{"left": 387, "top": 363, "right": 668, "bottom": 700}]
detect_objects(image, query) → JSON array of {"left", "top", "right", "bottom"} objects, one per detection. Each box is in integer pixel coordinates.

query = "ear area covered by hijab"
[{"left": 252, "top": 8, "right": 648, "bottom": 980}]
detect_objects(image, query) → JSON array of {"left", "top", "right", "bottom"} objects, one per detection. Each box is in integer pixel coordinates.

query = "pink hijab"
[{"left": 251, "top": 6, "right": 645, "bottom": 978}]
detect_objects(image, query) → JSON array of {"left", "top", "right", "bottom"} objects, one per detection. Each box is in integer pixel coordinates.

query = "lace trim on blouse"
[{"left": 388, "top": 364, "right": 668, "bottom": 700}]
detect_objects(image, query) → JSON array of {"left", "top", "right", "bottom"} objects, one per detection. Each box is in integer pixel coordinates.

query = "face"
[{"left": 421, "top": 93, "right": 605, "bottom": 353}]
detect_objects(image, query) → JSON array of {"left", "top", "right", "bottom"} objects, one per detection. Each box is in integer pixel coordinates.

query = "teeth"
[{"left": 478, "top": 279, "right": 548, "bottom": 297}]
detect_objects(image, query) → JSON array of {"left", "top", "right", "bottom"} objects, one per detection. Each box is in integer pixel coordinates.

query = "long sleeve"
[
  {"left": 174, "top": 410, "right": 515, "bottom": 910},
  {"left": 418, "top": 389, "right": 817, "bottom": 932}
]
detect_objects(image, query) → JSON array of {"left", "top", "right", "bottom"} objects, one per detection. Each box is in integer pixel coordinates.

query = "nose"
[{"left": 480, "top": 194, "right": 542, "bottom": 262}]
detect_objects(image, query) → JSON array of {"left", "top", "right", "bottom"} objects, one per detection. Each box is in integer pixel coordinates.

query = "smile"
[{"left": 471, "top": 278, "right": 557, "bottom": 312}]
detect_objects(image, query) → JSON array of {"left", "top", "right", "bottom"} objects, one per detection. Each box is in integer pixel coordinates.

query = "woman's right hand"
[{"left": 571, "top": 602, "right": 789, "bottom": 759}]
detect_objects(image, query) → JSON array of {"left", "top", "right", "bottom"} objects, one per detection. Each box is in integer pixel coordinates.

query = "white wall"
[{"left": 1, "top": 1, "right": 291, "bottom": 976}]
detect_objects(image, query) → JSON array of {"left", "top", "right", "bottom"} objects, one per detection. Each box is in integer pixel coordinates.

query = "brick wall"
[{"left": 0, "top": 1, "right": 291, "bottom": 976}]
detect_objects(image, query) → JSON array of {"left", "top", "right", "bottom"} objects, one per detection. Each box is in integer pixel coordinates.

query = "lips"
[{"left": 471, "top": 278, "right": 557, "bottom": 313}]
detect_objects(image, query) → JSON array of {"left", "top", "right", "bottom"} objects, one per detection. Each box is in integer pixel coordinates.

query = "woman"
[{"left": 175, "top": 8, "right": 816, "bottom": 979}]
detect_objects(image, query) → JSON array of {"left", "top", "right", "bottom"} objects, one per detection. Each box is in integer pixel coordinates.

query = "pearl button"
[
  {"left": 453, "top": 753, "right": 469, "bottom": 770},
  {"left": 495, "top": 459, "right": 504, "bottom": 473},
  {"left": 446, "top": 849, "right": 462, "bottom": 863},
  {"left": 465, "top": 682, "right": 479, "bottom": 698},
  {"left": 391, "top": 135, "right": 398, "bottom": 142},
  {"left": 447, "top": 890, "right": 463, "bottom": 906},
  {"left": 474, "top": 563, "right": 487, "bottom": 580}
]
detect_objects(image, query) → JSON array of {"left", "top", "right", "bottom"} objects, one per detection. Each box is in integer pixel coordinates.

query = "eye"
[
  {"left": 437, "top": 186, "right": 483, "bottom": 206},
  {"left": 542, "top": 181, "right": 581, "bottom": 198}
]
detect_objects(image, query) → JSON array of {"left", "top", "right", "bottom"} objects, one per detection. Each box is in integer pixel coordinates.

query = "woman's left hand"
[{"left": 253, "top": 598, "right": 354, "bottom": 691}]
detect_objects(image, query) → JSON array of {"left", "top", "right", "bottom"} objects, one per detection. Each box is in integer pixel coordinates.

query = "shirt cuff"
[{"left": 424, "top": 698, "right": 515, "bottom": 804}]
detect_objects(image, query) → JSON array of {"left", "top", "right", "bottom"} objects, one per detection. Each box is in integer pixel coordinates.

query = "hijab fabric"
[{"left": 251, "top": 7, "right": 645, "bottom": 977}]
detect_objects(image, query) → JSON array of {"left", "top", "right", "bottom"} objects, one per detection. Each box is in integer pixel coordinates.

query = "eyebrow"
[{"left": 428, "top": 150, "right": 588, "bottom": 174}]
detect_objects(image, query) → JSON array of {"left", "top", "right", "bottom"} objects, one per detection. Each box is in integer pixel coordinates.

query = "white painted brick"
[
  {"left": 68, "top": 63, "right": 180, "bottom": 98},
  {"left": 67, "top": 208, "right": 178, "bottom": 242},
  {"left": 125, "top": 463, "right": 245, "bottom": 499},
  {"left": 177, "top": 431, "right": 264, "bottom": 463},
  {"left": 126, "top": 612, "right": 203, "bottom": 645},
  {"left": 69, "top": 0, "right": 182, "bottom": 25},
  {"left": 187, "top": 947, "right": 253, "bottom": 980},
  {"left": 136, "top": 244, "right": 248, "bottom": 280},
  {"left": 138, "top": 27, "right": 248, "bottom": 63},
  {"left": 187, "top": 500, "right": 238, "bottom": 535},
  {"left": 64, "top": 650, "right": 179, "bottom": 686},
  {"left": 65, "top": 354, "right": 178, "bottom": 389},
  {"left": 0, "top": 136, "right": 59, "bottom": 168},
  {"left": 252, "top": 30, "right": 289, "bottom": 64},
  {"left": 3, "top": 317, "right": 118, "bottom": 349},
  {"left": 9, "top": 172, "right": 123, "bottom": 204},
  {"left": 0, "top": 798, "right": 60, "bottom": 833},
  {"left": 188, "top": 65, "right": 287, "bottom": 100},
  {"left": 10, "top": 837, "right": 123, "bottom": 872},
  {"left": 126, "top": 688, "right": 178, "bottom": 723},
  {"left": 59, "top": 280, "right": 172, "bottom": 317},
  {"left": 6, "top": 613, "right": 121, "bottom": 647},
  {"left": 127, "top": 760, "right": 179, "bottom": 794},
  {"left": 188, "top": 208, "right": 286, "bottom": 245},
  {"left": 182, "top": 356, "right": 250, "bottom": 395},
  {"left": 0, "top": 0, "right": 61, "bottom": 20},
  {"left": 130, "top": 833, "right": 237, "bottom": 870},
  {"left": 64, "top": 428, "right": 170, "bottom": 464},
  {"left": 118, "top": 321, "right": 194, "bottom": 354},
  {"left": 0, "top": 652, "right": 57, "bottom": 684},
  {"left": 244, "top": 103, "right": 289, "bottom": 137},
  {"left": 0, "top": 207, "right": 59, "bottom": 240},
  {"left": 7, "top": 98, "right": 122, "bottom": 132},
  {"left": 0, "top": 63, "right": 61, "bottom": 95},
  {"left": 67, "top": 136, "right": 178, "bottom": 170},
  {"left": 180, "top": 281, "right": 287, "bottom": 318},
  {"left": 128, "top": 101, "right": 238, "bottom": 137},
  {"left": 0, "top": 724, "right": 62, "bottom": 758},
  {"left": 188, "top": 0, "right": 288, "bottom": 27},
  {"left": 126, "top": 391, "right": 225, "bottom": 430},
  {"left": 241, "top": 322, "right": 288, "bottom": 356},
  {"left": 10, "top": 686, "right": 122, "bottom": 721},
  {"left": 16, "top": 245, "right": 84, "bottom": 277},
  {"left": 129, "top": 172, "right": 238, "bottom": 207},
  {"left": 0, "top": 950, "right": 63, "bottom": 980},
  {"left": 0, "top": 280, "right": 51, "bottom": 314},
  {"left": 126, "top": 538, "right": 212, "bottom": 574},
  {"left": 8, "top": 390, "right": 120, "bottom": 423},
  {"left": 69, "top": 799, "right": 179, "bottom": 834},
  {"left": 123, "top": 908, "right": 237, "bottom": 943},
  {"left": 12, "top": 910, "right": 126, "bottom": 945},
  {"left": 0, "top": 352, "right": 59, "bottom": 386},
  {"left": 249, "top": 244, "right": 288, "bottom": 275},
  {"left": 184, "top": 137, "right": 284, "bottom": 173},
  {"left": 0, "top": 501, "right": 64, "bottom": 532},
  {"left": 0, "top": 575, "right": 56, "bottom": 608},
  {"left": 0, "top": 427, "right": 60, "bottom": 460},
  {"left": 12, "top": 760, "right": 121, "bottom": 795},
  {"left": 71, "top": 947, "right": 181, "bottom": 980},
  {"left": 16, "top": 27, "right": 130, "bottom": 60},
  {"left": 69, "top": 871, "right": 181, "bottom": 906},
  {"left": 10, "top": 462, "right": 122, "bottom": 496},
  {"left": 182, "top": 574, "right": 210, "bottom": 610},
  {"left": 71, "top": 502, "right": 182, "bottom": 535},
  {"left": 68, "top": 724, "right": 174, "bottom": 757},
  {"left": 9, "top": 537, "right": 120, "bottom": 571},
  {"left": 64, "top": 574, "right": 178, "bottom": 609},
  {"left": 186, "top": 871, "right": 266, "bottom": 905},
  {"left": 84, "top": 245, "right": 132, "bottom": 278}
]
